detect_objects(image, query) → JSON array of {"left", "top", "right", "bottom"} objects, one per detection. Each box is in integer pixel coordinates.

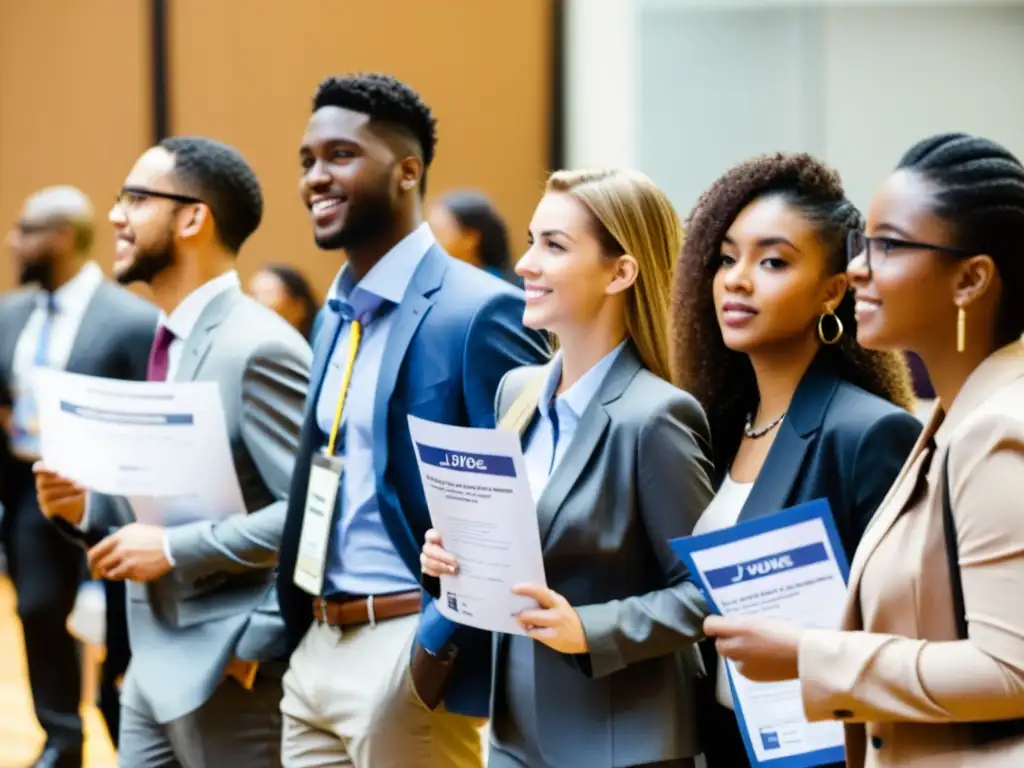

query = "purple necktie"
[{"left": 146, "top": 325, "right": 176, "bottom": 382}]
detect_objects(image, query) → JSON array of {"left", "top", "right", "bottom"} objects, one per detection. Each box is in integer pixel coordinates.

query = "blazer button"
[
  {"left": 871, "top": 736, "right": 884, "bottom": 749},
  {"left": 833, "top": 709, "right": 854, "bottom": 719}
]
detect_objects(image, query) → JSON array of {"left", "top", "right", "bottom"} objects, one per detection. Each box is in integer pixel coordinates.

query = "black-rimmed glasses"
[
  {"left": 115, "top": 185, "right": 203, "bottom": 209},
  {"left": 846, "top": 230, "right": 975, "bottom": 277}
]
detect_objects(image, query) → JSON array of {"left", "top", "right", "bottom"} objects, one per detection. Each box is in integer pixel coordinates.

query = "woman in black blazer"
[{"left": 672, "top": 153, "right": 923, "bottom": 766}]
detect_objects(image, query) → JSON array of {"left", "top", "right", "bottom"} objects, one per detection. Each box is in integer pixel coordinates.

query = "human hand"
[
  {"left": 88, "top": 524, "right": 173, "bottom": 582},
  {"left": 703, "top": 615, "right": 803, "bottom": 682},
  {"left": 420, "top": 528, "right": 460, "bottom": 578},
  {"left": 512, "top": 583, "right": 589, "bottom": 655},
  {"left": 33, "top": 461, "right": 86, "bottom": 525}
]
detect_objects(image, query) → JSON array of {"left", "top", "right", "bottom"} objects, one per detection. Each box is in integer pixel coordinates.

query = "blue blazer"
[{"left": 277, "top": 245, "right": 551, "bottom": 716}]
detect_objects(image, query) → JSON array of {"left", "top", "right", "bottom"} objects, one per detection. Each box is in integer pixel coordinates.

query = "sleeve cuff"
[
  {"left": 576, "top": 602, "right": 627, "bottom": 679},
  {"left": 799, "top": 628, "right": 855, "bottom": 722}
]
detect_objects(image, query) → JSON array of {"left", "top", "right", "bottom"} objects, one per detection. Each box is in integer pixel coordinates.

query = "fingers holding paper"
[
  {"left": 420, "top": 528, "right": 460, "bottom": 577},
  {"left": 513, "top": 583, "right": 589, "bottom": 654},
  {"left": 88, "top": 523, "right": 172, "bottom": 583},
  {"left": 703, "top": 614, "right": 803, "bottom": 683},
  {"left": 33, "top": 461, "right": 86, "bottom": 525}
]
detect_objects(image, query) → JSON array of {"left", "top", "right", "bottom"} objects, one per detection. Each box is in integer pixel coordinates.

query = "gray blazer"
[
  {"left": 84, "top": 287, "right": 311, "bottom": 724},
  {"left": 491, "top": 344, "right": 715, "bottom": 767}
]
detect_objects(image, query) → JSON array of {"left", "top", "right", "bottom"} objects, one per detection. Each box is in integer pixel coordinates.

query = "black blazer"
[{"left": 699, "top": 354, "right": 922, "bottom": 767}]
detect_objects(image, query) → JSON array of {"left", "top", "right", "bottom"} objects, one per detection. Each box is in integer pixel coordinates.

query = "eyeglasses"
[
  {"left": 15, "top": 221, "right": 62, "bottom": 235},
  {"left": 846, "top": 230, "right": 975, "bottom": 278},
  {"left": 114, "top": 185, "right": 203, "bottom": 210}
]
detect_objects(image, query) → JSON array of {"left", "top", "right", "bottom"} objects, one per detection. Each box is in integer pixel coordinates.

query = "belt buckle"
[
  {"left": 367, "top": 594, "right": 376, "bottom": 628},
  {"left": 319, "top": 598, "right": 328, "bottom": 625}
]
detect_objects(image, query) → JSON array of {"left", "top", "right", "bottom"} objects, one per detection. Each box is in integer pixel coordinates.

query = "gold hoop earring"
[
  {"left": 818, "top": 312, "right": 844, "bottom": 345},
  {"left": 957, "top": 305, "right": 966, "bottom": 353}
]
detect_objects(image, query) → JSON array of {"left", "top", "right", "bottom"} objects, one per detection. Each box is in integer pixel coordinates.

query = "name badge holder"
[{"left": 293, "top": 319, "right": 363, "bottom": 597}]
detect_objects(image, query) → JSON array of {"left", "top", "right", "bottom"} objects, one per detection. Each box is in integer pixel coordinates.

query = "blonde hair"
[{"left": 546, "top": 168, "right": 681, "bottom": 383}]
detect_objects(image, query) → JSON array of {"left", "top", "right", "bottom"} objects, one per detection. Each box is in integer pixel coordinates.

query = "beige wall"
[
  {"left": 0, "top": 0, "right": 150, "bottom": 292},
  {"left": 169, "top": 0, "right": 553, "bottom": 299},
  {"left": 0, "top": 1, "right": 553, "bottom": 299}
]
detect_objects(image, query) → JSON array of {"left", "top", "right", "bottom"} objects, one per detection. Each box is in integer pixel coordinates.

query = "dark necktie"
[{"left": 146, "top": 325, "right": 176, "bottom": 382}]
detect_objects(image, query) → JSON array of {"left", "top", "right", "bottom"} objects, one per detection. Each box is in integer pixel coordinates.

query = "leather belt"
[{"left": 312, "top": 590, "right": 421, "bottom": 628}]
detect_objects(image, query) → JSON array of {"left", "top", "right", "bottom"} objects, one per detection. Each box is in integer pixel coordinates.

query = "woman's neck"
[
  {"left": 554, "top": 317, "right": 627, "bottom": 395},
  {"left": 748, "top": 336, "right": 820, "bottom": 425},
  {"left": 916, "top": 340, "right": 994, "bottom": 415}
]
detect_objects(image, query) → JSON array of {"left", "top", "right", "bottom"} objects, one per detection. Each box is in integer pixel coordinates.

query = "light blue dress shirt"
[
  {"left": 317, "top": 223, "right": 435, "bottom": 597},
  {"left": 521, "top": 342, "right": 626, "bottom": 501}
]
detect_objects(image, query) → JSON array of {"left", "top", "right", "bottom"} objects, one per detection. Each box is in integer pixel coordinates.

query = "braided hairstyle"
[
  {"left": 672, "top": 152, "right": 914, "bottom": 472},
  {"left": 896, "top": 133, "right": 1024, "bottom": 346}
]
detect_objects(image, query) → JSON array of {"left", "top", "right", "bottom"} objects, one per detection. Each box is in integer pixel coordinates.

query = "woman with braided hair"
[
  {"left": 672, "top": 152, "right": 922, "bottom": 766},
  {"left": 707, "top": 133, "right": 1024, "bottom": 766}
]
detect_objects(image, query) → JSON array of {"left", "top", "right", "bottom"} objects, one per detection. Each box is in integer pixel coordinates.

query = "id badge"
[{"left": 293, "top": 453, "right": 342, "bottom": 595}]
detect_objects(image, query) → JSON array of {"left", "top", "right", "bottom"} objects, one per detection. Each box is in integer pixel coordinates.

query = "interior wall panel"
[
  {"left": 0, "top": 0, "right": 150, "bottom": 293},
  {"left": 168, "top": 0, "right": 553, "bottom": 299}
]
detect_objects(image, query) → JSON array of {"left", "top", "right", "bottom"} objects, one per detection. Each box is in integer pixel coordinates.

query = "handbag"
[
  {"left": 410, "top": 368, "right": 546, "bottom": 709},
  {"left": 940, "top": 449, "right": 1024, "bottom": 745}
]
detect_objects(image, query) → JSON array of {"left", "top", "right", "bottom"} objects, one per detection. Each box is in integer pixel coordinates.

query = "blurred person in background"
[
  {"left": 0, "top": 185, "right": 157, "bottom": 768},
  {"left": 428, "top": 190, "right": 519, "bottom": 285},
  {"left": 248, "top": 263, "right": 321, "bottom": 342}
]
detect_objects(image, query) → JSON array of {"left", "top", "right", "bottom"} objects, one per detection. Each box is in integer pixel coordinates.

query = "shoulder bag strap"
[{"left": 497, "top": 370, "right": 546, "bottom": 436}]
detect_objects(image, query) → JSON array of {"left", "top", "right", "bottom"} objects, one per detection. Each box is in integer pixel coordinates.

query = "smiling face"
[
  {"left": 848, "top": 169, "right": 973, "bottom": 353},
  {"left": 713, "top": 194, "right": 847, "bottom": 356},
  {"left": 108, "top": 147, "right": 183, "bottom": 285},
  {"left": 298, "top": 106, "right": 406, "bottom": 251},
  {"left": 516, "top": 191, "right": 631, "bottom": 335}
]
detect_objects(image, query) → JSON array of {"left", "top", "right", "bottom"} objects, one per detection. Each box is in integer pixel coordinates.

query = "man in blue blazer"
[{"left": 276, "top": 73, "right": 550, "bottom": 768}]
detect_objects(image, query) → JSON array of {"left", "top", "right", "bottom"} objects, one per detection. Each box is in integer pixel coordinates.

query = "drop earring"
[{"left": 956, "top": 304, "right": 966, "bottom": 353}]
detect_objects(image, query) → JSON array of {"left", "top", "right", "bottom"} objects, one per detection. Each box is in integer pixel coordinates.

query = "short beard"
[
  {"left": 19, "top": 252, "right": 54, "bottom": 289},
  {"left": 315, "top": 185, "right": 395, "bottom": 252},
  {"left": 116, "top": 239, "right": 175, "bottom": 287}
]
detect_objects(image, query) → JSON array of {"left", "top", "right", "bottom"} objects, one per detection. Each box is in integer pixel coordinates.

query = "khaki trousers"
[{"left": 280, "top": 614, "right": 487, "bottom": 768}]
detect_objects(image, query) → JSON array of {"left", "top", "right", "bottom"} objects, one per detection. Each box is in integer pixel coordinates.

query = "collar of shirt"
[
  {"left": 160, "top": 270, "right": 241, "bottom": 339},
  {"left": 38, "top": 261, "right": 103, "bottom": 313},
  {"left": 538, "top": 341, "right": 627, "bottom": 425},
  {"left": 327, "top": 222, "right": 435, "bottom": 321}
]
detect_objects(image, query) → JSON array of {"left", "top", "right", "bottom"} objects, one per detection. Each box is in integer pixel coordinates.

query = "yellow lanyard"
[{"left": 325, "top": 319, "right": 363, "bottom": 457}]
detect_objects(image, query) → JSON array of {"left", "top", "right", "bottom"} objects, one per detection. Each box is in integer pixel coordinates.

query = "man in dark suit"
[
  {"left": 0, "top": 186, "right": 157, "bottom": 768},
  {"left": 276, "top": 73, "right": 550, "bottom": 767}
]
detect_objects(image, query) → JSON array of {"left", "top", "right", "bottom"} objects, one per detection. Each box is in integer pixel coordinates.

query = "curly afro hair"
[
  {"left": 313, "top": 73, "right": 438, "bottom": 194},
  {"left": 671, "top": 152, "right": 914, "bottom": 472}
]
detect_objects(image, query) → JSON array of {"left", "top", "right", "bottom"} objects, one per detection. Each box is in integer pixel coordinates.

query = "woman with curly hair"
[{"left": 672, "top": 153, "right": 923, "bottom": 766}]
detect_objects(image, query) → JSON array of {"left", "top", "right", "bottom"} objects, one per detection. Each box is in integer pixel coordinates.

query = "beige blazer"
[{"left": 797, "top": 341, "right": 1024, "bottom": 767}]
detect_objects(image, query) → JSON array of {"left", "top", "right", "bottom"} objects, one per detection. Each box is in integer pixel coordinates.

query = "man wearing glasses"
[
  {"left": 0, "top": 185, "right": 157, "bottom": 768},
  {"left": 34, "top": 137, "right": 311, "bottom": 767}
]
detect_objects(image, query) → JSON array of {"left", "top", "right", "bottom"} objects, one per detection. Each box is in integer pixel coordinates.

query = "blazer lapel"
[
  {"left": 736, "top": 355, "right": 840, "bottom": 522},
  {"left": 535, "top": 345, "right": 641, "bottom": 547},
  {"left": 65, "top": 283, "right": 109, "bottom": 372},
  {"left": 372, "top": 247, "right": 446, "bottom": 480},
  {"left": 174, "top": 288, "right": 239, "bottom": 382}
]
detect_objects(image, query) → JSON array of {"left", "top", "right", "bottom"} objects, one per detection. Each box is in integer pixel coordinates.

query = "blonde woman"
[{"left": 422, "top": 169, "right": 715, "bottom": 767}]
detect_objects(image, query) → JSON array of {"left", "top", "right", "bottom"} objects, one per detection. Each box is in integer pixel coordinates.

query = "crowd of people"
[{"left": 2, "top": 70, "right": 1024, "bottom": 768}]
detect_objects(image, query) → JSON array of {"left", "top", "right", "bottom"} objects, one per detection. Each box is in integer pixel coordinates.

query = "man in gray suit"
[
  {"left": 1, "top": 186, "right": 157, "bottom": 768},
  {"left": 35, "top": 137, "right": 311, "bottom": 768}
]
